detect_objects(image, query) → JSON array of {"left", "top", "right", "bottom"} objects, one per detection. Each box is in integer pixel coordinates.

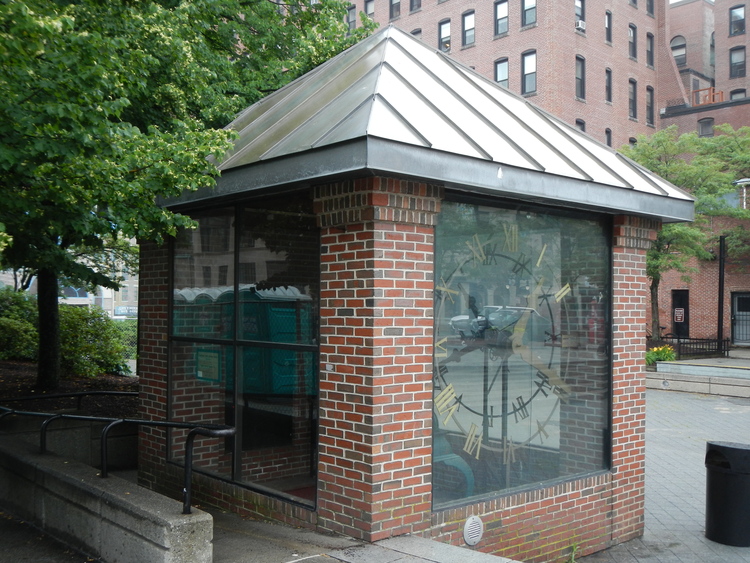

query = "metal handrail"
[{"left": 0, "top": 402, "right": 235, "bottom": 514}]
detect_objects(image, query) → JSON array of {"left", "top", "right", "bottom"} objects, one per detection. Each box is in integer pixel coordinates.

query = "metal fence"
[
  {"left": 662, "top": 337, "right": 731, "bottom": 359},
  {"left": 113, "top": 319, "right": 137, "bottom": 360}
]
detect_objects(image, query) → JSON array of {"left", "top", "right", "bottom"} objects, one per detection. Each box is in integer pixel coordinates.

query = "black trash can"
[{"left": 705, "top": 441, "right": 750, "bottom": 546}]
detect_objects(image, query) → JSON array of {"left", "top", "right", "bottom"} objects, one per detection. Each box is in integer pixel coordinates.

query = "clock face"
[{"left": 432, "top": 201, "right": 611, "bottom": 506}]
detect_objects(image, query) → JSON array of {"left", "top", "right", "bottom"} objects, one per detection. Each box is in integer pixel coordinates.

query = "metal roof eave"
[{"left": 166, "top": 137, "right": 694, "bottom": 223}]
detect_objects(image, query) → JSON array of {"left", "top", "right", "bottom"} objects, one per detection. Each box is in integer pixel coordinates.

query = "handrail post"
[
  {"left": 40, "top": 414, "right": 64, "bottom": 454},
  {"left": 183, "top": 429, "right": 199, "bottom": 514},
  {"left": 100, "top": 419, "right": 125, "bottom": 478}
]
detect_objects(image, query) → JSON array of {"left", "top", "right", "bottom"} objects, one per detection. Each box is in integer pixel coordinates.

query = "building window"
[
  {"left": 432, "top": 199, "right": 612, "bottom": 508},
  {"left": 411, "top": 28, "right": 422, "bottom": 39},
  {"left": 575, "top": 119, "right": 586, "bottom": 131},
  {"left": 731, "top": 47, "right": 747, "bottom": 78},
  {"left": 698, "top": 118, "right": 715, "bottom": 137},
  {"left": 410, "top": 0, "right": 421, "bottom": 11},
  {"left": 605, "top": 128, "right": 612, "bottom": 147},
  {"left": 390, "top": 0, "right": 400, "bottom": 19},
  {"left": 629, "top": 24, "right": 637, "bottom": 59},
  {"left": 731, "top": 5, "right": 746, "bottom": 36},
  {"left": 439, "top": 20, "right": 451, "bottom": 52},
  {"left": 575, "top": 0, "right": 585, "bottom": 30},
  {"left": 522, "top": 50, "right": 537, "bottom": 94},
  {"left": 462, "top": 11, "right": 475, "bottom": 46},
  {"left": 646, "top": 33, "right": 654, "bottom": 66},
  {"left": 647, "top": 0, "right": 654, "bottom": 16},
  {"left": 495, "top": 0, "right": 509, "bottom": 35},
  {"left": 346, "top": 6, "right": 356, "bottom": 32},
  {"left": 365, "top": 0, "right": 374, "bottom": 16},
  {"left": 731, "top": 88, "right": 747, "bottom": 99},
  {"left": 605, "top": 11, "right": 612, "bottom": 43},
  {"left": 171, "top": 196, "right": 320, "bottom": 504},
  {"left": 629, "top": 137, "right": 637, "bottom": 147},
  {"left": 576, "top": 56, "right": 586, "bottom": 99},
  {"left": 522, "top": 0, "right": 537, "bottom": 27},
  {"left": 710, "top": 32, "right": 715, "bottom": 66},
  {"left": 671, "top": 36, "right": 686, "bottom": 66},
  {"left": 495, "top": 58, "right": 509, "bottom": 88},
  {"left": 629, "top": 79, "right": 637, "bottom": 119},
  {"left": 605, "top": 68, "right": 612, "bottom": 102},
  {"left": 646, "top": 86, "right": 654, "bottom": 126}
]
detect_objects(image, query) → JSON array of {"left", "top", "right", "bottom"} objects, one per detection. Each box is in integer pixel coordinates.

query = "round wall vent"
[{"left": 463, "top": 515, "right": 484, "bottom": 546}]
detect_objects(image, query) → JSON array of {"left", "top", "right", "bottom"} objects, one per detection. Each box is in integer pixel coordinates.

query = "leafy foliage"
[
  {"left": 59, "top": 305, "right": 129, "bottom": 378},
  {"left": 0, "top": 0, "right": 374, "bottom": 387},
  {"left": 0, "top": 317, "right": 38, "bottom": 361},
  {"left": 645, "top": 345, "right": 676, "bottom": 366},
  {"left": 0, "top": 287, "right": 37, "bottom": 324}
]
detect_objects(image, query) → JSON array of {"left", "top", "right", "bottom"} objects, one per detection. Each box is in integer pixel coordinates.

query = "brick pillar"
[
  {"left": 137, "top": 239, "right": 171, "bottom": 490},
  {"left": 610, "top": 215, "right": 659, "bottom": 542},
  {"left": 314, "top": 177, "right": 442, "bottom": 541}
]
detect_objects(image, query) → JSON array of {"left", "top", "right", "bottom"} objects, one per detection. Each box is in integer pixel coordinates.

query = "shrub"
[
  {"left": 646, "top": 344, "right": 676, "bottom": 366},
  {"left": 0, "top": 287, "right": 37, "bottom": 324},
  {"left": 59, "top": 305, "right": 130, "bottom": 378},
  {"left": 113, "top": 319, "right": 138, "bottom": 359},
  {"left": 0, "top": 317, "right": 38, "bottom": 361}
]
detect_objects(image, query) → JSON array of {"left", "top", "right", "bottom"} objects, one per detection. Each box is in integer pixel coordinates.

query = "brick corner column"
[
  {"left": 610, "top": 214, "right": 660, "bottom": 542},
  {"left": 314, "top": 177, "right": 443, "bottom": 541}
]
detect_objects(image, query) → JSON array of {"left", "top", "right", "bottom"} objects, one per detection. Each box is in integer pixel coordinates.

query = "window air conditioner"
[{"left": 575, "top": 20, "right": 586, "bottom": 31}]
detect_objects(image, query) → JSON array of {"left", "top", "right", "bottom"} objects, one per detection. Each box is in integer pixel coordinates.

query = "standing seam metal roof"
[{"left": 191, "top": 25, "right": 693, "bottom": 222}]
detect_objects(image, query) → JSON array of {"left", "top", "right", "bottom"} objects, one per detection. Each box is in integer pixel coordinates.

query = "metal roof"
[{"left": 175, "top": 25, "right": 693, "bottom": 223}]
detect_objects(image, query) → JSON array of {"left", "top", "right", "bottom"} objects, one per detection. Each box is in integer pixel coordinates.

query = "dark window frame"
[
  {"left": 576, "top": 56, "right": 586, "bottom": 100},
  {"left": 495, "top": 0, "right": 509, "bottom": 35},
  {"left": 462, "top": 10, "right": 475, "bottom": 46},
  {"left": 522, "top": 50, "right": 537, "bottom": 94}
]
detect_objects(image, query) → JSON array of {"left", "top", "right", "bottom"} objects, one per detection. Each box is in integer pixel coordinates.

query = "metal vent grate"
[{"left": 463, "top": 515, "right": 484, "bottom": 546}]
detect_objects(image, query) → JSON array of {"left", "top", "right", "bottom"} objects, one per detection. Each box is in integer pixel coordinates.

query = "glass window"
[
  {"left": 605, "top": 11, "right": 612, "bottom": 43},
  {"left": 646, "top": 33, "right": 654, "bottom": 66},
  {"left": 731, "top": 47, "right": 746, "bottom": 78},
  {"left": 346, "top": 6, "right": 356, "bottom": 31},
  {"left": 575, "top": 0, "right": 585, "bottom": 25},
  {"left": 731, "top": 88, "right": 747, "bottom": 99},
  {"left": 463, "top": 11, "right": 475, "bottom": 46},
  {"left": 647, "top": 0, "right": 654, "bottom": 16},
  {"left": 605, "top": 68, "right": 612, "bottom": 102},
  {"left": 432, "top": 200, "right": 612, "bottom": 508},
  {"left": 629, "top": 24, "right": 637, "bottom": 59},
  {"left": 576, "top": 56, "right": 586, "bottom": 99},
  {"left": 411, "top": 0, "right": 421, "bottom": 11},
  {"left": 698, "top": 118, "right": 715, "bottom": 137},
  {"left": 575, "top": 119, "right": 586, "bottom": 131},
  {"left": 605, "top": 128, "right": 612, "bottom": 147},
  {"left": 365, "top": 0, "right": 374, "bottom": 16},
  {"left": 629, "top": 79, "right": 637, "bottom": 119},
  {"left": 731, "top": 5, "right": 746, "bottom": 36},
  {"left": 646, "top": 86, "right": 654, "bottom": 126},
  {"left": 522, "top": 0, "right": 537, "bottom": 26},
  {"left": 439, "top": 19, "right": 451, "bottom": 52},
  {"left": 495, "top": 0, "right": 509, "bottom": 35},
  {"left": 390, "top": 0, "right": 400, "bottom": 19},
  {"left": 522, "top": 50, "right": 537, "bottom": 94},
  {"left": 495, "top": 58, "right": 509, "bottom": 88},
  {"left": 671, "top": 36, "right": 686, "bottom": 66},
  {"left": 170, "top": 193, "right": 320, "bottom": 506}
]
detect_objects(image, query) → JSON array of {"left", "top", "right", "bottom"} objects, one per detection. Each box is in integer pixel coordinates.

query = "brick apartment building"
[
  {"left": 137, "top": 27, "right": 695, "bottom": 561},
  {"left": 344, "top": 0, "right": 750, "bottom": 344}
]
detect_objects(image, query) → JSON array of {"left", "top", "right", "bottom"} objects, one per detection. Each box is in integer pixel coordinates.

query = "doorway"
[{"left": 732, "top": 293, "right": 750, "bottom": 346}]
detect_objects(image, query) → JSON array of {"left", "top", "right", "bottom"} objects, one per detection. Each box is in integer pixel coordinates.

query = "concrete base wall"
[{"left": 0, "top": 435, "right": 212, "bottom": 563}]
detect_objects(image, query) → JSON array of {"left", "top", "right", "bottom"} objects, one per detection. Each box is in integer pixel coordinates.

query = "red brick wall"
[
  {"left": 138, "top": 198, "right": 654, "bottom": 561},
  {"left": 313, "top": 177, "right": 441, "bottom": 541}
]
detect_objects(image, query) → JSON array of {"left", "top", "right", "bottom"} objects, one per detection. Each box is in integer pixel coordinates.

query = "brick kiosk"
[{"left": 137, "top": 27, "right": 693, "bottom": 562}]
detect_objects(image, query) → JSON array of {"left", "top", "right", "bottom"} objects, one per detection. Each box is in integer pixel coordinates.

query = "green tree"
[
  {"left": 0, "top": 0, "right": 374, "bottom": 389},
  {"left": 621, "top": 125, "right": 750, "bottom": 338}
]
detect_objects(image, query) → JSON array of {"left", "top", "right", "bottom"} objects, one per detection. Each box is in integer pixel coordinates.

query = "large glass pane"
[
  {"left": 236, "top": 347, "right": 317, "bottom": 506},
  {"left": 173, "top": 207, "right": 235, "bottom": 339},
  {"left": 433, "top": 200, "right": 611, "bottom": 507},
  {"left": 168, "top": 341, "right": 235, "bottom": 481}
]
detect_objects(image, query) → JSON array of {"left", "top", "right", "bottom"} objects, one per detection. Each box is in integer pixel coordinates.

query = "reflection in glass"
[{"left": 433, "top": 200, "right": 611, "bottom": 507}]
